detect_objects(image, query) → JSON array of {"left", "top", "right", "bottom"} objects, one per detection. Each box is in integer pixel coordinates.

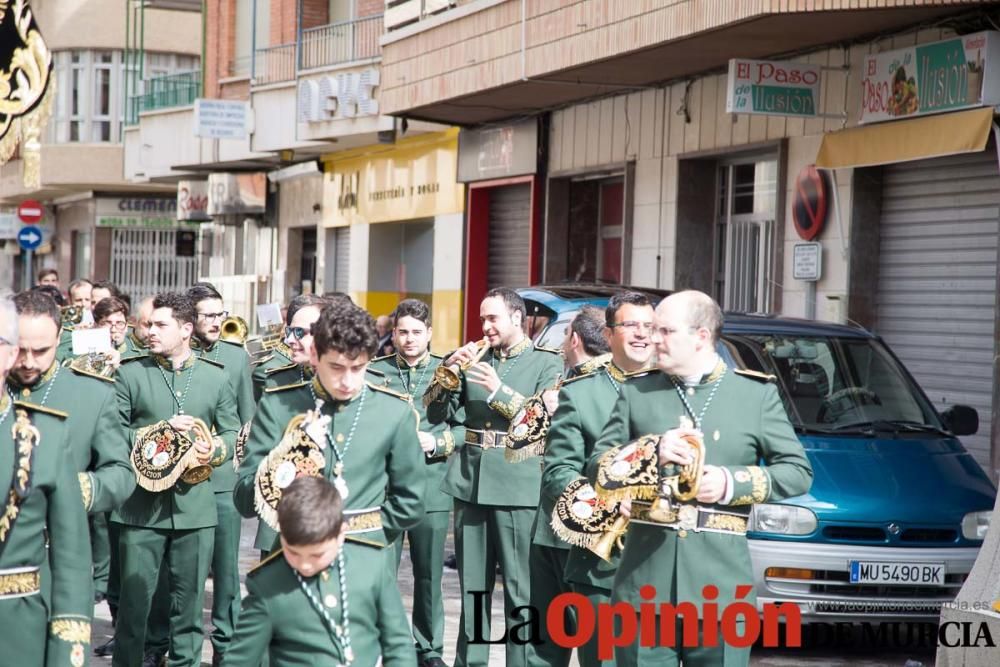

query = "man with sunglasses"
[
  {"left": 254, "top": 294, "right": 328, "bottom": 397},
  {"left": 0, "top": 293, "right": 96, "bottom": 666}
]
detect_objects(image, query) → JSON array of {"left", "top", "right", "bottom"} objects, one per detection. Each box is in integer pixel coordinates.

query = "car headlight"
[
  {"left": 749, "top": 504, "right": 817, "bottom": 536},
  {"left": 961, "top": 511, "right": 991, "bottom": 540}
]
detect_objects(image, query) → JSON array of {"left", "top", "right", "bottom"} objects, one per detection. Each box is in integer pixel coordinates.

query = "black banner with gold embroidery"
[{"left": 0, "top": 0, "right": 54, "bottom": 187}]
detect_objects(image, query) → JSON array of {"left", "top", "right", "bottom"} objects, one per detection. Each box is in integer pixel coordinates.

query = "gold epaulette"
[
  {"left": 734, "top": 368, "right": 776, "bottom": 383},
  {"left": 624, "top": 369, "right": 652, "bottom": 379},
  {"left": 536, "top": 345, "right": 563, "bottom": 355},
  {"left": 366, "top": 367, "right": 386, "bottom": 378},
  {"left": 561, "top": 372, "right": 598, "bottom": 386},
  {"left": 345, "top": 535, "right": 385, "bottom": 548},
  {"left": 248, "top": 548, "right": 284, "bottom": 575},
  {"left": 198, "top": 356, "right": 225, "bottom": 369},
  {"left": 265, "top": 363, "right": 298, "bottom": 377},
  {"left": 250, "top": 354, "right": 272, "bottom": 369},
  {"left": 14, "top": 401, "right": 69, "bottom": 419},
  {"left": 120, "top": 354, "right": 148, "bottom": 364},
  {"left": 370, "top": 353, "right": 394, "bottom": 363},
  {"left": 367, "top": 381, "right": 409, "bottom": 401},
  {"left": 264, "top": 381, "right": 308, "bottom": 394},
  {"left": 67, "top": 360, "right": 115, "bottom": 383}
]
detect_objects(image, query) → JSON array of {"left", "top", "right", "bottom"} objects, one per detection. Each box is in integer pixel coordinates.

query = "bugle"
[
  {"left": 423, "top": 339, "right": 489, "bottom": 407},
  {"left": 179, "top": 418, "right": 216, "bottom": 485}
]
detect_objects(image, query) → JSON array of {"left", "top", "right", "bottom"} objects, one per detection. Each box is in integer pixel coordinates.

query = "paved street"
[{"left": 91, "top": 518, "right": 937, "bottom": 666}]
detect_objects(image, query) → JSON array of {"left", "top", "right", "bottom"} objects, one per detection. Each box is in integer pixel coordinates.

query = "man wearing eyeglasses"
[
  {"left": 0, "top": 293, "right": 96, "bottom": 667},
  {"left": 253, "top": 294, "right": 328, "bottom": 398}
]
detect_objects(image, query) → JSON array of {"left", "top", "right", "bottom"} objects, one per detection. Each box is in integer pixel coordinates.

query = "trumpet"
[
  {"left": 220, "top": 316, "right": 249, "bottom": 345},
  {"left": 179, "top": 417, "right": 215, "bottom": 485},
  {"left": 423, "top": 339, "right": 490, "bottom": 407},
  {"left": 70, "top": 351, "right": 118, "bottom": 378},
  {"left": 590, "top": 513, "right": 629, "bottom": 562}
]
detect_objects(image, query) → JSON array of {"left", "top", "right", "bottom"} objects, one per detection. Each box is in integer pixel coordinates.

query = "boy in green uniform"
[
  {"left": 111, "top": 292, "right": 241, "bottom": 667},
  {"left": 370, "top": 299, "right": 461, "bottom": 667},
  {"left": 425, "top": 287, "right": 563, "bottom": 667},
  {"left": 540, "top": 294, "right": 654, "bottom": 667},
  {"left": 223, "top": 476, "right": 416, "bottom": 667},
  {"left": 0, "top": 294, "right": 95, "bottom": 666},
  {"left": 234, "top": 302, "right": 424, "bottom": 554},
  {"left": 587, "top": 290, "right": 813, "bottom": 666}
]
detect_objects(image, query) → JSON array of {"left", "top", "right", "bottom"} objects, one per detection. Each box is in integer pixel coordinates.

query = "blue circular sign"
[{"left": 17, "top": 226, "right": 43, "bottom": 250}]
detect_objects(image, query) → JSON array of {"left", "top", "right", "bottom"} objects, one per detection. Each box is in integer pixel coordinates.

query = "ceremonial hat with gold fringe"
[
  {"left": 550, "top": 478, "right": 623, "bottom": 549},
  {"left": 130, "top": 420, "right": 205, "bottom": 492},
  {"left": 0, "top": 0, "right": 55, "bottom": 189},
  {"left": 254, "top": 413, "right": 326, "bottom": 532},
  {"left": 502, "top": 394, "right": 551, "bottom": 463},
  {"left": 594, "top": 434, "right": 662, "bottom": 503}
]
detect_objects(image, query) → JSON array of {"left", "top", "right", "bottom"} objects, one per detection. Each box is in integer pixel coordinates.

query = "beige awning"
[{"left": 815, "top": 107, "right": 994, "bottom": 169}]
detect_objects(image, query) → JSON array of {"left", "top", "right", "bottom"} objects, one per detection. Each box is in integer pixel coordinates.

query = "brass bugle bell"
[
  {"left": 433, "top": 339, "right": 490, "bottom": 392},
  {"left": 220, "top": 316, "right": 249, "bottom": 345},
  {"left": 61, "top": 305, "right": 83, "bottom": 326},
  {"left": 179, "top": 417, "right": 215, "bottom": 485},
  {"left": 590, "top": 513, "right": 629, "bottom": 563},
  {"left": 646, "top": 432, "right": 705, "bottom": 522}
]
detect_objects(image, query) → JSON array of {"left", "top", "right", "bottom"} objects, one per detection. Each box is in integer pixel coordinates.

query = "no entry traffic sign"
[{"left": 17, "top": 199, "right": 43, "bottom": 224}]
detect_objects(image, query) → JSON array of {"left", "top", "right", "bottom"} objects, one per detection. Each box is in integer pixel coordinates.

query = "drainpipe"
[{"left": 521, "top": 0, "right": 527, "bottom": 81}]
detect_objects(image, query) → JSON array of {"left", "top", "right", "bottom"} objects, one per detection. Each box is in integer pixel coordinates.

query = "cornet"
[
  {"left": 646, "top": 424, "right": 704, "bottom": 523},
  {"left": 179, "top": 418, "right": 216, "bottom": 485},
  {"left": 220, "top": 316, "right": 249, "bottom": 345},
  {"left": 422, "top": 339, "right": 490, "bottom": 407}
]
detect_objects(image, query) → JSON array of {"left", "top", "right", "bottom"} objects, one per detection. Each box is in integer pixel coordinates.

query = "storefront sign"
[
  {"left": 195, "top": 98, "right": 250, "bottom": 139},
  {"left": 323, "top": 129, "right": 463, "bottom": 226},
  {"left": 726, "top": 59, "right": 822, "bottom": 117},
  {"left": 861, "top": 31, "right": 1000, "bottom": 124},
  {"left": 0, "top": 212, "right": 18, "bottom": 240},
  {"left": 177, "top": 180, "right": 211, "bottom": 221},
  {"left": 207, "top": 173, "right": 266, "bottom": 216},
  {"left": 458, "top": 119, "right": 538, "bottom": 182},
  {"left": 96, "top": 197, "right": 190, "bottom": 228},
  {"left": 298, "top": 69, "right": 379, "bottom": 123}
]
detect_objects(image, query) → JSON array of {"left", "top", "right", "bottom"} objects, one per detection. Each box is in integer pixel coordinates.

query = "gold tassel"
[{"left": 503, "top": 439, "right": 545, "bottom": 463}]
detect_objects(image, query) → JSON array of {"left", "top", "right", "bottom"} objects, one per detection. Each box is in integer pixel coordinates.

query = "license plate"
[{"left": 849, "top": 560, "right": 945, "bottom": 585}]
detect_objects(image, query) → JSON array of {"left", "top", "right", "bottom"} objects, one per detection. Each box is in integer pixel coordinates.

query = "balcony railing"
[
  {"left": 385, "top": 0, "right": 458, "bottom": 31},
  {"left": 125, "top": 69, "right": 202, "bottom": 125},
  {"left": 300, "top": 14, "right": 382, "bottom": 70},
  {"left": 254, "top": 43, "right": 297, "bottom": 85}
]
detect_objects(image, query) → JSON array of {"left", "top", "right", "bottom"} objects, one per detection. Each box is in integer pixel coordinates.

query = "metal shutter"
[
  {"left": 877, "top": 149, "right": 999, "bottom": 470},
  {"left": 334, "top": 227, "right": 350, "bottom": 292},
  {"left": 487, "top": 184, "right": 531, "bottom": 288},
  {"left": 110, "top": 228, "right": 199, "bottom": 301}
]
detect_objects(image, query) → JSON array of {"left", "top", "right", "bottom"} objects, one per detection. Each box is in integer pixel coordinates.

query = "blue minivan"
[{"left": 520, "top": 285, "right": 996, "bottom": 623}]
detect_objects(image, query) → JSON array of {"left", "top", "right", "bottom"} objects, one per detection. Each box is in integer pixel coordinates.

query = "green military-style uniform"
[
  {"left": 370, "top": 351, "right": 461, "bottom": 664},
  {"left": 55, "top": 324, "right": 75, "bottom": 363},
  {"left": 586, "top": 360, "right": 813, "bottom": 666},
  {"left": 222, "top": 543, "right": 416, "bottom": 667},
  {"left": 539, "top": 357, "right": 624, "bottom": 667},
  {"left": 426, "top": 337, "right": 563, "bottom": 667},
  {"left": 112, "top": 352, "right": 240, "bottom": 667},
  {"left": 251, "top": 342, "right": 293, "bottom": 401},
  {"left": 0, "top": 394, "right": 94, "bottom": 667},
  {"left": 234, "top": 375, "right": 425, "bottom": 550},
  {"left": 122, "top": 328, "right": 146, "bottom": 357},
  {"left": 197, "top": 337, "right": 256, "bottom": 659}
]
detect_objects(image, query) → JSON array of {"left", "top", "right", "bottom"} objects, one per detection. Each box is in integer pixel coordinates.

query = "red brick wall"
[
  {"left": 301, "top": 0, "right": 329, "bottom": 30},
  {"left": 270, "top": 0, "right": 298, "bottom": 45},
  {"left": 357, "top": 0, "right": 382, "bottom": 19}
]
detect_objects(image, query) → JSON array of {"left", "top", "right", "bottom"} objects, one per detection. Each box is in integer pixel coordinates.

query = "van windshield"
[{"left": 723, "top": 334, "right": 945, "bottom": 433}]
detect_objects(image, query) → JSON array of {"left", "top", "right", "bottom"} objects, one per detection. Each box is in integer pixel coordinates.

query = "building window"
[{"left": 715, "top": 157, "right": 778, "bottom": 313}]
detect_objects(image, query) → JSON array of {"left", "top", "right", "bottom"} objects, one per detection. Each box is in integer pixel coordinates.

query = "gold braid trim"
[
  {"left": 488, "top": 384, "right": 526, "bottom": 420},
  {"left": 344, "top": 509, "right": 382, "bottom": 533},
  {"left": 0, "top": 569, "right": 40, "bottom": 595},
  {"left": 0, "top": 409, "right": 38, "bottom": 546},
  {"left": 50, "top": 618, "right": 91, "bottom": 643},
  {"left": 78, "top": 472, "right": 93, "bottom": 512},
  {"left": 703, "top": 512, "right": 748, "bottom": 533},
  {"left": 209, "top": 436, "right": 227, "bottom": 467}
]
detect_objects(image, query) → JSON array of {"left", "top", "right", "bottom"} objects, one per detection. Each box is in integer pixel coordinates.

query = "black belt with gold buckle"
[
  {"left": 631, "top": 501, "right": 748, "bottom": 535},
  {"left": 465, "top": 429, "right": 506, "bottom": 449}
]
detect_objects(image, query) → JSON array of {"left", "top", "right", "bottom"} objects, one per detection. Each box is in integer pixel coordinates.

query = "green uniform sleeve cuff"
[
  {"left": 210, "top": 437, "right": 228, "bottom": 467},
  {"left": 78, "top": 472, "right": 93, "bottom": 513},
  {"left": 488, "top": 384, "right": 526, "bottom": 420},
  {"left": 49, "top": 616, "right": 91, "bottom": 666},
  {"left": 429, "top": 431, "right": 456, "bottom": 459},
  {"left": 724, "top": 465, "right": 771, "bottom": 506}
]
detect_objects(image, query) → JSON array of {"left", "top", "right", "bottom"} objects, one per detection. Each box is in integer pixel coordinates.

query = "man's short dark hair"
[
  {"left": 277, "top": 477, "right": 344, "bottom": 546},
  {"left": 14, "top": 290, "right": 60, "bottom": 328},
  {"left": 285, "top": 294, "right": 328, "bottom": 326},
  {"left": 186, "top": 282, "right": 223, "bottom": 305},
  {"left": 322, "top": 291, "right": 355, "bottom": 309},
  {"left": 31, "top": 285, "right": 66, "bottom": 307},
  {"left": 93, "top": 296, "right": 130, "bottom": 324},
  {"left": 393, "top": 299, "right": 431, "bottom": 328},
  {"left": 484, "top": 287, "right": 526, "bottom": 323},
  {"left": 68, "top": 278, "right": 93, "bottom": 296},
  {"left": 605, "top": 291, "right": 653, "bottom": 328},
  {"left": 312, "top": 302, "right": 378, "bottom": 358},
  {"left": 152, "top": 292, "right": 197, "bottom": 326},
  {"left": 91, "top": 280, "right": 123, "bottom": 298},
  {"left": 37, "top": 268, "right": 58, "bottom": 282},
  {"left": 572, "top": 305, "right": 610, "bottom": 357}
]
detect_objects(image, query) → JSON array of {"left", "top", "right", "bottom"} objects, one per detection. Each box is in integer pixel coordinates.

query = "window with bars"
[{"left": 715, "top": 158, "right": 778, "bottom": 313}]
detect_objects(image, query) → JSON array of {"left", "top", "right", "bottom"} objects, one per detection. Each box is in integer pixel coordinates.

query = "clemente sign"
[{"left": 726, "top": 58, "right": 822, "bottom": 117}]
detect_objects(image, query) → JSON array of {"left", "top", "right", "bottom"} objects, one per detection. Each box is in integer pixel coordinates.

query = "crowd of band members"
[{"left": 0, "top": 265, "right": 811, "bottom": 667}]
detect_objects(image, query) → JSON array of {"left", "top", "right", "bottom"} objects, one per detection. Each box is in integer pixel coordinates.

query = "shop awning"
[{"left": 815, "top": 107, "right": 995, "bottom": 170}]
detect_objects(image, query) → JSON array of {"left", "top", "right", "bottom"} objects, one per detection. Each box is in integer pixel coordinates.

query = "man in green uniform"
[
  {"left": 184, "top": 282, "right": 256, "bottom": 665},
  {"left": 111, "top": 292, "right": 241, "bottom": 667},
  {"left": 223, "top": 476, "right": 416, "bottom": 667},
  {"left": 540, "top": 294, "right": 654, "bottom": 667},
  {"left": 55, "top": 278, "right": 95, "bottom": 362},
  {"left": 425, "top": 287, "right": 563, "bottom": 667},
  {"left": 0, "top": 293, "right": 95, "bottom": 666},
  {"left": 234, "top": 301, "right": 425, "bottom": 556},
  {"left": 587, "top": 290, "right": 813, "bottom": 666},
  {"left": 370, "top": 299, "right": 460, "bottom": 667},
  {"left": 93, "top": 296, "right": 146, "bottom": 360},
  {"left": 129, "top": 296, "right": 155, "bottom": 350},
  {"left": 253, "top": 294, "right": 329, "bottom": 396},
  {"left": 10, "top": 291, "right": 136, "bottom": 613}
]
